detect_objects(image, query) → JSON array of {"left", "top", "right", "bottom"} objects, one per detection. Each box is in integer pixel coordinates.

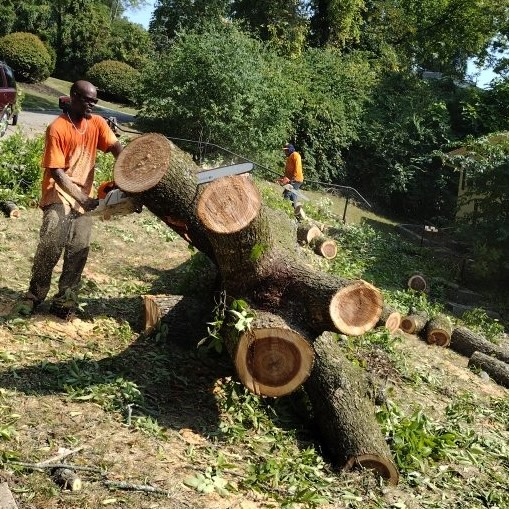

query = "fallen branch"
[
  {"left": 6, "top": 461, "right": 103, "bottom": 475},
  {"left": 103, "top": 480, "right": 181, "bottom": 498}
]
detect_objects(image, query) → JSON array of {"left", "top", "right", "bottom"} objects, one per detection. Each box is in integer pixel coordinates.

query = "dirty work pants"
[{"left": 27, "top": 203, "right": 93, "bottom": 304}]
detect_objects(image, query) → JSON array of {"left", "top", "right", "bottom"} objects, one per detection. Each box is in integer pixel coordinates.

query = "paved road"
[{"left": 2, "top": 107, "right": 136, "bottom": 139}]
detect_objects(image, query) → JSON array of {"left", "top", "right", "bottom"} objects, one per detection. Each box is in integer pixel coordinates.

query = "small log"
[
  {"left": 400, "top": 310, "right": 429, "bottom": 335},
  {"left": 376, "top": 305, "right": 401, "bottom": 335},
  {"left": 305, "top": 332, "right": 399, "bottom": 485},
  {"left": 450, "top": 326, "right": 509, "bottom": 363},
  {"left": 52, "top": 468, "right": 82, "bottom": 491},
  {"left": 423, "top": 314, "right": 453, "bottom": 346},
  {"left": 309, "top": 235, "right": 337, "bottom": 259},
  {"left": 0, "top": 201, "right": 20, "bottom": 218},
  {"left": 407, "top": 273, "right": 427, "bottom": 292},
  {"left": 222, "top": 310, "right": 315, "bottom": 397},
  {"left": 0, "top": 482, "right": 18, "bottom": 509},
  {"left": 296, "top": 224, "right": 321, "bottom": 244},
  {"left": 468, "top": 351, "right": 509, "bottom": 388},
  {"left": 143, "top": 294, "right": 212, "bottom": 347}
]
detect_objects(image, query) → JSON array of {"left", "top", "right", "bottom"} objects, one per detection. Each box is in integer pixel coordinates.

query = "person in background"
[
  {"left": 17, "top": 80, "right": 122, "bottom": 319},
  {"left": 277, "top": 143, "right": 304, "bottom": 204}
]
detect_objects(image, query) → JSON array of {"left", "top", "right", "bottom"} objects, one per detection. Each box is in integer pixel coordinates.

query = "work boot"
[{"left": 49, "top": 301, "right": 76, "bottom": 321}]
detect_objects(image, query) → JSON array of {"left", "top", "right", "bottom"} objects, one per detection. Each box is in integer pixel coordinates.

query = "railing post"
[{"left": 343, "top": 196, "right": 350, "bottom": 223}]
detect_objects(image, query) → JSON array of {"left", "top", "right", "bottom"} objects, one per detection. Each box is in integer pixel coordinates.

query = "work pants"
[{"left": 27, "top": 203, "right": 93, "bottom": 305}]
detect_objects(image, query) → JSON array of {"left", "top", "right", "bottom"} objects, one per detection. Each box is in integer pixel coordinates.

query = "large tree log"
[
  {"left": 222, "top": 310, "right": 315, "bottom": 397},
  {"left": 450, "top": 326, "right": 509, "bottom": 363},
  {"left": 468, "top": 351, "right": 509, "bottom": 388},
  {"left": 309, "top": 235, "right": 338, "bottom": 259},
  {"left": 305, "top": 332, "right": 399, "bottom": 485},
  {"left": 114, "top": 133, "right": 383, "bottom": 337}
]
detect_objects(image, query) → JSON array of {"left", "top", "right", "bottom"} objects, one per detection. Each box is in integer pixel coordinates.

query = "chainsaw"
[{"left": 87, "top": 162, "right": 255, "bottom": 219}]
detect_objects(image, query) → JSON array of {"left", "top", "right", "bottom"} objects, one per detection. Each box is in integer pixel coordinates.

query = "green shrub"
[
  {"left": 0, "top": 32, "right": 53, "bottom": 83},
  {"left": 87, "top": 60, "right": 140, "bottom": 105}
]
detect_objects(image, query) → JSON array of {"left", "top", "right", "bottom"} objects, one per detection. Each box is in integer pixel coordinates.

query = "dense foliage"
[
  {"left": 0, "top": 32, "right": 53, "bottom": 83},
  {"left": 87, "top": 60, "right": 140, "bottom": 104}
]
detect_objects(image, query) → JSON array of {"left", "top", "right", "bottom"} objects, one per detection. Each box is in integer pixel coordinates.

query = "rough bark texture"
[
  {"left": 115, "top": 134, "right": 383, "bottom": 337},
  {"left": 468, "top": 351, "right": 509, "bottom": 388},
  {"left": 222, "top": 310, "right": 315, "bottom": 397},
  {"left": 423, "top": 314, "right": 453, "bottom": 346},
  {"left": 400, "top": 311, "right": 429, "bottom": 335},
  {"left": 450, "top": 326, "right": 509, "bottom": 363},
  {"left": 305, "top": 332, "right": 399, "bottom": 485}
]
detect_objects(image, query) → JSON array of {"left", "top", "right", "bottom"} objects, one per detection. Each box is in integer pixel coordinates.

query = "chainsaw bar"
[{"left": 196, "top": 162, "right": 254, "bottom": 185}]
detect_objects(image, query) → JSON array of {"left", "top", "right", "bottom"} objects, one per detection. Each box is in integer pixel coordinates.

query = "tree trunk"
[
  {"left": 400, "top": 311, "right": 429, "bottom": 335},
  {"left": 309, "top": 235, "right": 338, "bottom": 259},
  {"left": 468, "top": 351, "right": 509, "bottom": 388},
  {"left": 114, "top": 133, "right": 383, "bottom": 337},
  {"left": 450, "top": 326, "right": 509, "bottom": 363},
  {"left": 376, "top": 305, "right": 401, "bottom": 335},
  {"left": 222, "top": 310, "right": 315, "bottom": 397},
  {"left": 423, "top": 314, "right": 453, "bottom": 346},
  {"left": 305, "top": 332, "right": 399, "bottom": 485}
]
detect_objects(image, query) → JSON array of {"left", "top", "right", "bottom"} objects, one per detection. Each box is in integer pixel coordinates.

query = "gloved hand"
[
  {"left": 277, "top": 176, "right": 290, "bottom": 186},
  {"left": 83, "top": 197, "right": 100, "bottom": 212}
]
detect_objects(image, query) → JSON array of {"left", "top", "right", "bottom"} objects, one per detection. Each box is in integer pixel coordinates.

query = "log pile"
[{"left": 114, "top": 133, "right": 397, "bottom": 482}]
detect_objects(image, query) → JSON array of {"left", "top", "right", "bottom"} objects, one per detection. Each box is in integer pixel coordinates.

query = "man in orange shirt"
[
  {"left": 19, "top": 80, "right": 122, "bottom": 319},
  {"left": 277, "top": 142, "right": 304, "bottom": 208}
]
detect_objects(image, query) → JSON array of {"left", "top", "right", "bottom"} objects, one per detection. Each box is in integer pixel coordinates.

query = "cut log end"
[
  {"left": 297, "top": 224, "right": 321, "bottom": 244},
  {"left": 426, "top": 330, "right": 450, "bottom": 347},
  {"left": 196, "top": 175, "right": 262, "bottom": 234},
  {"left": 346, "top": 454, "right": 399, "bottom": 486},
  {"left": 310, "top": 236, "right": 337, "bottom": 259},
  {"left": 407, "top": 274, "right": 427, "bottom": 292},
  {"left": 114, "top": 133, "right": 173, "bottom": 193},
  {"left": 329, "top": 281, "right": 383, "bottom": 336},
  {"left": 235, "top": 328, "right": 314, "bottom": 397},
  {"left": 383, "top": 311, "right": 401, "bottom": 335},
  {"left": 52, "top": 468, "right": 82, "bottom": 491}
]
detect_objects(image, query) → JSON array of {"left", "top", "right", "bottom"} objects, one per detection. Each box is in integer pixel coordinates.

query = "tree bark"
[
  {"left": 400, "top": 311, "right": 429, "bottom": 335},
  {"left": 114, "top": 133, "right": 383, "bottom": 337},
  {"left": 296, "top": 224, "right": 321, "bottom": 244},
  {"left": 423, "top": 314, "right": 453, "bottom": 346},
  {"left": 305, "top": 332, "right": 399, "bottom": 485},
  {"left": 52, "top": 468, "right": 82, "bottom": 491},
  {"left": 450, "top": 326, "right": 509, "bottom": 363},
  {"left": 468, "top": 351, "right": 509, "bottom": 388}
]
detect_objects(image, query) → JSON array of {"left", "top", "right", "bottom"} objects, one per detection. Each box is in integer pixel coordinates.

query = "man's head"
[
  {"left": 69, "top": 80, "right": 98, "bottom": 119},
  {"left": 283, "top": 143, "right": 295, "bottom": 155}
]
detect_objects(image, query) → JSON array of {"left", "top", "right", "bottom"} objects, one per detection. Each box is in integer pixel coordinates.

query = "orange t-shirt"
[
  {"left": 284, "top": 151, "right": 303, "bottom": 183},
  {"left": 40, "top": 114, "right": 118, "bottom": 211}
]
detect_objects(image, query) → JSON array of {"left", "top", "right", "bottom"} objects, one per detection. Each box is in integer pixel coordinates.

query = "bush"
[
  {"left": 87, "top": 60, "right": 140, "bottom": 105},
  {"left": 0, "top": 32, "right": 53, "bottom": 83}
]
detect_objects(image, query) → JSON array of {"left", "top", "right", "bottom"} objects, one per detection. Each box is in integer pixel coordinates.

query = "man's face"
[
  {"left": 71, "top": 89, "right": 98, "bottom": 118},
  {"left": 283, "top": 148, "right": 289, "bottom": 156}
]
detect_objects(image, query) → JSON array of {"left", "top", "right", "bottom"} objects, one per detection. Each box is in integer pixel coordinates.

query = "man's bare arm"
[
  {"left": 50, "top": 168, "right": 98, "bottom": 211},
  {"left": 108, "top": 141, "right": 123, "bottom": 159}
]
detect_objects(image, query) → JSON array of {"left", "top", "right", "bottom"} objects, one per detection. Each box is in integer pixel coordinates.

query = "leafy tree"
[
  {"left": 87, "top": 60, "right": 140, "bottom": 103},
  {"left": 139, "top": 24, "right": 297, "bottom": 165},
  {"left": 292, "top": 48, "right": 377, "bottom": 183},
  {"left": 230, "top": 0, "right": 309, "bottom": 56}
]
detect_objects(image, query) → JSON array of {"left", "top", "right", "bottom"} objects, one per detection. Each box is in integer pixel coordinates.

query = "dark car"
[{"left": 0, "top": 61, "right": 18, "bottom": 137}]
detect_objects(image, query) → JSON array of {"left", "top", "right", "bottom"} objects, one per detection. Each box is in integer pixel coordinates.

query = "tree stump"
[
  {"left": 450, "top": 326, "right": 509, "bottom": 363},
  {"left": 423, "top": 314, "right": 453, "bottom": 346},
  {"left": 468, "top": 351, "right": 509, "bottom": 388},
  {"left": 305, "top": 332, "right": 399, "bottom": 485},
  {"left": 400, "top": 311, "right": 429, "bottom": 335}
]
